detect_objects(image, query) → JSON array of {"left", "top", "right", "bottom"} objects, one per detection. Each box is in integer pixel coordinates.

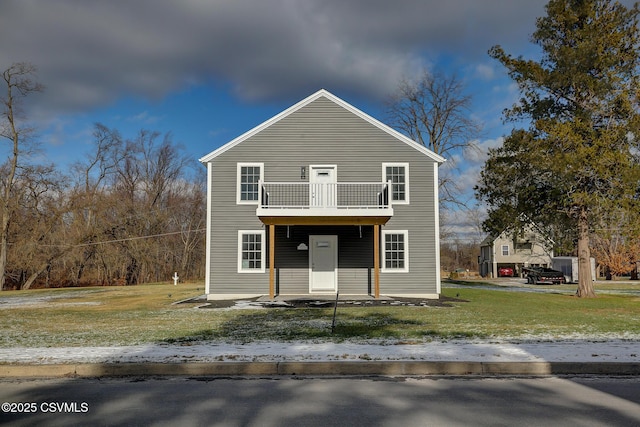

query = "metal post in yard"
[{"left": 331, "top": 291, "right": 339, "bottom": 334}]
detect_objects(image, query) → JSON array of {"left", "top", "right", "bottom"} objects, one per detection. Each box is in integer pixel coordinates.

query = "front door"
[
  {"left": 309, "top": 165, "right": 336, "bottom": 207},
  {"left": 309, "top": 235, "right": 338, "bottom": 293}
]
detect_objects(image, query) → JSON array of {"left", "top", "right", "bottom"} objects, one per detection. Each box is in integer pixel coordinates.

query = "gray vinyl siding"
[
  {"left": 209, "top": 163, "right": 267, "bottom": 295},
  {"left": 381, "top": 161, "right": 438, "bottom": 294},
  {"left": 207, "top": 96, "right": 439, "bottom": 296}
]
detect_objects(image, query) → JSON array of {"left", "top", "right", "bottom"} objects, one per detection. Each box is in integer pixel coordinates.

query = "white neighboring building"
[
  {"left": 552, "top": 257, "right": 596, "bottom": 283},
  {"left": 479, "top": 222, "right": 554, "bottom": 278}
]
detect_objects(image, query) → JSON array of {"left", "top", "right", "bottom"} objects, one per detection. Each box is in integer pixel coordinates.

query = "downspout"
[
  {"left": 433, "top": 163, "right": 442, "bottom": 295},
  {"left": 204, "top": 162, "right": 213, "bottom": 296}
]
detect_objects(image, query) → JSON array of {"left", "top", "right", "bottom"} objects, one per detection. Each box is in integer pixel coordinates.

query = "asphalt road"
[{"left": 1, "top": 376, "right": 639, "bottom": 426}]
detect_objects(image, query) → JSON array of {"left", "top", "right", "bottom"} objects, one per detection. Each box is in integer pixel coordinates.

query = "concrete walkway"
[{"left": 2, "top": 339, "right": 639, "bottom": 377}]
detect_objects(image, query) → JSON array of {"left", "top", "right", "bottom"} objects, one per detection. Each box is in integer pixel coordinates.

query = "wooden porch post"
[
  {"left": 374, "top": 224, "right": 380, "bottom": 298},
  {"left": 269, "top": 224, "right": 275, "bottom": 300}
]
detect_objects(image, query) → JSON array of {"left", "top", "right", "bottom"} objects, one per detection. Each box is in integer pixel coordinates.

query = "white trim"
[
  {"left": 199, "top": 89, "right": 446, "bottom": 164},
  {"left": 309, "top": 164, "right": 338, "bottom": 173},
  {"left": 502, "top": 245, "right": 510, "bottom": 256},
  {"left": 204, "top": 163, "right": 213, "bottom": 295},
  {"left": 381, "top": 230, "right": 409, "bottom": 273},
  {"left": 236, "top": 162, "right": 264, "bottom": 205},
  {"left": 492, "top": 240, "right": 498, "bottom": 279},
  {"left": 207, "top": 293, "right": 263, "bottom": 301},
  {"left": 309, "top": 164, "right": 338, "bottom": 184},
  {"left": 237, "top": 230, "right": 266, "bottom": 273},
  {"left": 207, "top": 293, "right": 439, "bottom": 301},
  {"left": 387, "top": 293, "right": 440, "bottom": 299},
  {"left": 433, "top": 162, "right": 441, "bottom": 294},
  {"left": 382, "top": 162, "right": 410, "bottom": 205},
  {"left": 256, "top": 206, "right": 394, "bottom": 217}
]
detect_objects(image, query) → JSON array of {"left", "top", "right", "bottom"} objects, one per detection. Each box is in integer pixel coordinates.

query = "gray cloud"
[{"left": 1, "top": 0, "right": 553, "bottom": 118}]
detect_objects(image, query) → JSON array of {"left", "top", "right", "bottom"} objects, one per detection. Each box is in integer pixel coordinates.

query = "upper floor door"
[{"left": 309, "top": 165, "right": 336, "bottom": 207}]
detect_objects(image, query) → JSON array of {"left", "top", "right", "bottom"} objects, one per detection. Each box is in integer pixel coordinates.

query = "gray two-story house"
[{"left": 199, "top": 89, "right": 445, "bottom": 300}]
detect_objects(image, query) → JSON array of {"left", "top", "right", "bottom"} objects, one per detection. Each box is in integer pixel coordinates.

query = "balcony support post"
[
  {"left": 374, "top": 224, "right": 380, "bottom": 298},
  {"left": 269, "top": 224, "right": 275, "bottom": 300}
]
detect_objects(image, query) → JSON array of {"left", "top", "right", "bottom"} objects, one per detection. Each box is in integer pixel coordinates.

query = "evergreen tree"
[{"left": 477, "top": 0, "right": 640, "bottom": 297}]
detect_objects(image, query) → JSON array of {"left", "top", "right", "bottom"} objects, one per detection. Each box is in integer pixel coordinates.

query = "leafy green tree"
[{"left": 477, "top": 0, "right": 640, "bottom": 297}]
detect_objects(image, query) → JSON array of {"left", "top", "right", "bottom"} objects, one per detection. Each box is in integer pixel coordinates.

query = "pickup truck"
[{"left": 523, "top": 267, "right": 565, "bottom": 285}]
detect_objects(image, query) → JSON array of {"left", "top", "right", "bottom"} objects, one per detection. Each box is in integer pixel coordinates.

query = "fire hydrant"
[{"left": 172, "top": 272, "right": 179, "bottom": 286}]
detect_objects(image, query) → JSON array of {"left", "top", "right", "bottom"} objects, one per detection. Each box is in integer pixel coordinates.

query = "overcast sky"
[
  {"left": 1, "top": 1, "right": 549, "bottom": 110},
  {"left": 4, "top": 0, "right": 626, "bottom": 237}
]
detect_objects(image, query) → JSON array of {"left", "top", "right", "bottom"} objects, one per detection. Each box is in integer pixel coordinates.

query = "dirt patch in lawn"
[{"left": 188, "top": 295, "right": 467, "bottom": 309}]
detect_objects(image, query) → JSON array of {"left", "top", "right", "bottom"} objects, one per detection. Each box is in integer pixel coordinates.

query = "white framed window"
[
  {"left": 238, "top": 230, "right": 266, "bottom": 273},
  {"left": 237, "top": 163, "right": 264, "bottom": 204},
  {"left": 502, "top": 245, "right": 509, "bottom": 256},
  {"left": 382, "top": 163, "right": 409, "bottom": 204},
  {"left": 382, "top": 230, "right": 409, "bottom": 272}
]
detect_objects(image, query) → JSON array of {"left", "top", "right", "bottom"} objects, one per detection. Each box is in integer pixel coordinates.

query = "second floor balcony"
[{"left": 256, "top": 181, "right": 394, "bottom": 224}]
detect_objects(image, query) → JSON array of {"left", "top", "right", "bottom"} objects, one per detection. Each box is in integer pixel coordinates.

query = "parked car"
[
  {"left": 498, "top": 267, "right": 514, "bottom": 277},
  {"left": 523, "top": 267, "right": 565, "bottom": 285}
]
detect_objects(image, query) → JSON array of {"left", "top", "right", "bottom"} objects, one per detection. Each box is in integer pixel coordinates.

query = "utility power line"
[{"left": 40, "top": 228, "right": 206, "bottom": 248}]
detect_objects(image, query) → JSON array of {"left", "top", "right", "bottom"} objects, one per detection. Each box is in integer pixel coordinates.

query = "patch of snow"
[
  {"left": 0, "top": 290, "right": 102, "bottom": 309},
  {"left": 0, "top": 339, "right": 638, "bottom": 364},
  {"left": 220, "top": 300, "right": 293, "bottom": 310}
]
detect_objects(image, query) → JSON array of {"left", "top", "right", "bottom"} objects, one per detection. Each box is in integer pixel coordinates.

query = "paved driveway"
[{"left": 445, "top": 279, "right": 640, "bottom": 296}]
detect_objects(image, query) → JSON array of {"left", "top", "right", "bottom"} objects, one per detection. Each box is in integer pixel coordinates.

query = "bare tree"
[
  {"left": 170, "top": 177, "right": 206, "bottom": 275},
  {"left": 12, "top": 166, "right": 71, "bottom": 289},
  {"left": 66, "top": 123, "right": 124, "bottom": 285},
  {"left": 0, "top": 80, "right": 207, "bottom": 289},
  {"left": 109, "top": 130, "right": 196, "bottom": 285},
  {"left": 73, "top": 123, "right": 124, "bottom": 195},
  {"left": 0, "top": 62, "right": 43, "bottom": 290},
  {"left": 48, "top": 127, "right": 203, "bottom": 288},
  {"left": 386, "top": 69, "right": 482, "bottom": 208}
]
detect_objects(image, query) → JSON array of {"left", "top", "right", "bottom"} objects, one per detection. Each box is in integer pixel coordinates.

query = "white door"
[
  {"left": 309, "top": 165, "right": 336, "bottom": 207},
  {"left": 309, "top": 235, "right": 338, "bottom": 293}
]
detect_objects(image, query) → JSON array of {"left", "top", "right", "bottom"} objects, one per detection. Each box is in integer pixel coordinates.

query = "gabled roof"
[
  {"left": 199, "top": 89, "right": 447, "bottom": 163},
  {"left": 481, "top": 216, "right": 555, "bottom": 247}
]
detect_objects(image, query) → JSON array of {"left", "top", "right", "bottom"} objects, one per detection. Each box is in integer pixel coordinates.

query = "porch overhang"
[{"left": 258, "top": 214, "right": 392, "bottom": 226}]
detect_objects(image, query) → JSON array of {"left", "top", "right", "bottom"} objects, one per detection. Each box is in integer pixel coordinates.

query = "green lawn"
[{"left": 0, "top": 282, "right": 638, "bottom": 347}]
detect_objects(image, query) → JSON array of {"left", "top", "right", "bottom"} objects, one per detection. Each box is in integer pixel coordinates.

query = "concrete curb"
[{"left": 1, "top": 361, "right": 639, "bottom": 378}]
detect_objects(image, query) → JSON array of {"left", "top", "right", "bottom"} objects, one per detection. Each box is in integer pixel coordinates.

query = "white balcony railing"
[{"left": 257, "top": 181, "right": 393, "bottom": 217}]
